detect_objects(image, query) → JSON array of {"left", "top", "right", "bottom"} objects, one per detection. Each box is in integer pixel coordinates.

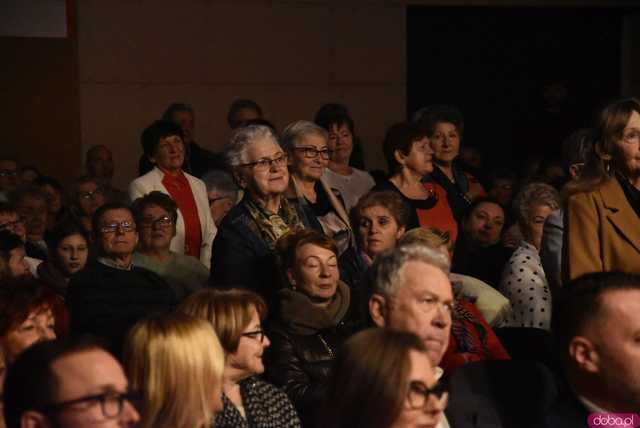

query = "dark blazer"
[
  {"left": 446, "top": 360, "right": 558, "bottom": 428},
  {"left": 536, "top": 382, "right": 590, "bottom": 428},
  {"left": 565, "top": 177, "right": 640, "bottom": 282}
]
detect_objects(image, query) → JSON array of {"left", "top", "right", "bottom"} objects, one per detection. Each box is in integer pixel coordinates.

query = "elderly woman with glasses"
[
  {"left": 131, "top": 191, "right": 208, "bottom": 300},
  {"left": 130, "top": 120, "right": 216, "bottom": 269},
  {"left": 179, "top": 288, "right": 301, "bottom": 428},
  {"left": 281, "top": 120, "right": 354, "bottom": 257},
  {"left": 210, "top": 125, "right": 318, "bottom": 304}
]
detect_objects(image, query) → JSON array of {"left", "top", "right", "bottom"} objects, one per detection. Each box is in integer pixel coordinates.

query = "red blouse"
[{"left": 161, "top": 170, "right": 202, "bottom": 258}]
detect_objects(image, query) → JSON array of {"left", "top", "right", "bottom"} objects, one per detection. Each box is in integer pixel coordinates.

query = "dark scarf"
[{"left": 277, "top": 281, "right": 351, "bottom": 335}]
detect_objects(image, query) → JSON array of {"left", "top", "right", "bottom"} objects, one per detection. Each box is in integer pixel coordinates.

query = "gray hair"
[
  {"left": 280, "top": 120, "right": 328, "bottom": 151},
  {"left": 513, "top": 182, "right": 560, "bottom": 226},
  {"left": 224, "top": 125, "right": 278, "bottom": 168},
  {"left": 369, "top": 243, "right": 450, "bottom": 298},
  {"left": 201, "top": 170, "right": 238, "bottom": 199}
]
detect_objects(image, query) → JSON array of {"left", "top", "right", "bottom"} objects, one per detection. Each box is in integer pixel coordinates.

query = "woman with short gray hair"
[
  {"left": 499, "top": 182, "right": 560, "bottom": 330},
  {"left": 210, "top": 125, "right": 318, "bottom": 307},
  {"left": 281, "top": 120, "right": 354, "bottom": 256}
]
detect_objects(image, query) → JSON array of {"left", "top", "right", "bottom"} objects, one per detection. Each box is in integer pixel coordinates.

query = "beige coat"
[{"left": 564, "top": 177, "right": 640, "bottom": 282}]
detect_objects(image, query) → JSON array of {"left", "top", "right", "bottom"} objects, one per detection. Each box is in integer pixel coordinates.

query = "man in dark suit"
[{"left": 542, "top": 271, "right": 640, "bottom": 427}]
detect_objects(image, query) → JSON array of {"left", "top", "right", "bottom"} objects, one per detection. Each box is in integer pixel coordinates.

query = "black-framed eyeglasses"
[
  {"left": 293, "top": 146, "right": 332, "bottom": 160},
  {"left": 406, "top": 380, "right": 448, "bottom": 409},
  {"left": 79, "top": 188, "right": 104, "bottom": 200},
  {"left": 100, "top": 221, "right": 136, "bottom": 234},
  {"left": 241, "top": 329, "right": 266, "bottom": 342},
  {"left": 0, "top": 217, "right": 24, "bottom": 230},
  {"left": 240, "top": 153, "right": 288, "bottom": 172},
  {"left": 41, "top": 391, "right": 141, "bottom": 419},
  {"left": 0, "top": 170, "right": 18, "bottom": 178},
  {"left": 208, "top": 196, "right": 233, "bottom": 206},
  {"left": 140, "top": 215, "right": 173, "bottom": 229}
]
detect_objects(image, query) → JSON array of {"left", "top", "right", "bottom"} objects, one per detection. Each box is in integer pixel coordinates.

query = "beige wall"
[{"left": 77, "top": 1, "right": 407, "bottom": 189}]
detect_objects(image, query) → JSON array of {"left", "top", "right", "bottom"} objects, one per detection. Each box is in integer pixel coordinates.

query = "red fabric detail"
[
  {"left": 440, "top": 298, "right": 510, "bottom": 375},
  {"left": 161, "top": 170, "right": 202, "bottom": 258},
  {"left": 416, "top": 182, "right": 459, "bottom": 245}
]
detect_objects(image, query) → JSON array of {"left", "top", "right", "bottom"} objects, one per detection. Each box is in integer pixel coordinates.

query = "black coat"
[{"left": 67, "top": 260, "right": 179, "bottom": 356}]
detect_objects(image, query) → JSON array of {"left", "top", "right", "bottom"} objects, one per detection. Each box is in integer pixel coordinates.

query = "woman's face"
[
  {"left": 290, "top": 134, "right": 329, "bottom": 182},
  {"left": 3, "top": 307, "right": 56, "bottom": 363},
  {"left": 151, "top": 135, "right": 185, "bottom": 173},
  {"left": 523, "top": 203, "right": 554, "bottom": 250},
  {"left": 41, "top": 184, "right": 62, "bottom": 214},
  {"left": 391, "top": 350, "right": 448, "bottom": 428},
  {"left": 226, "top": 305, "right": 270, "bottom": 378},
  {"left": 429, "top": 122, "right": 460, "bottom": 166},
  {"left": 613, "top": 110, "right": 640, "bottom": 178},
  {"left": 239, "top": 139, "right": 289, "bottom": 199},
  {"left": 138, "top": 204, "right": 175, "bottom": 253},
  {"left": 328, "top": 123, "right": 353, "bottom": 164},
  {"left": 56, "top": 233, "right": 89, "bottom": 276},
  {"left": 77, "top": 180, "right": 106, "bottom": 217},
  {"left": 358, "top": 205, "right": 405, "bottom": 259},
  {"left": 401, "top": 138, "right": 434, "bottom": 177},
  {"left": 289, "top": 243, "right": 339, "bottom": 305},
  {"left": 8, "top": 246, "right": 29, "bottom": 278}
]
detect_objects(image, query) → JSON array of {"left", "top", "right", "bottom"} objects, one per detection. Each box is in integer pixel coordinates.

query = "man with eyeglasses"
[
  {"left": 0, "top": 202, "right": 42, "bottom": 276},
  {"left": 4, "top": 337, "right": 139, "bottom": 428},
  {"left": 367, "top": 244, "right": 556, "bottom": 428},
  {"left": 66, "top": 203, "right": 179, "bottom": 356},
  {"left": 8, "top": 186, "right": 49, "bottom": 261},
  {"left": 0, "top": 158, "right": 20, "bottom": 203}
]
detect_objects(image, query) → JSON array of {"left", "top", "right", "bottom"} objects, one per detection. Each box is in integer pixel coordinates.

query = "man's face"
[
  {"left": 374, "top": 261, "right": 453, "bottom": 367},
  {"left": 463, "top": 201, "right": 505, "bottom": 247},
  {"left": 172, "top": 111, "right": 194, "bottom": 144},
  {"left": 97, "top": 209, "right": 138, "bottom": 259},
  {"left": 0, "top": 160, "right": 20, "bottom": 193},
  {"left": 16, "top": 196, "right": 48, "bottom": 242},
  {"left": 582, "top": 289, "right": 640, "bottom": 412},
  {"left": 49, "top": 349, "right": 139, "bottom": 428},
  {"left": 87, "top": 147, "right": 115, "bottom": 181},
  {"left": 0, "top": 211, "right": 26, "bottom": 241}
]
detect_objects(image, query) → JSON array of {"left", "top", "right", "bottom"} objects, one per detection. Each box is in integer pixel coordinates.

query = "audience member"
[
  {"left": 130, "top": 120, "right": 216, "bottom": 268},
  {"left": 85, "top": 145, "right": 128, "bottom": 204},
  {"left": 0, "top": 203, "right": 41, "bottom": 275},
  {"left": 314, "top": 103, "right": 366, "bottom": 170},
  {"left": 452, "top": 197, "right": 512, "bottom": 288},
  {"left": 9, "top": 185, "right": 49, "bottom": 260},
  {"left": 38, "top": 220, "right": 90, "bottom": 297},
  {"left": 499, "top": 183, "right": 560, "bottom": 330},
  {"left": 140, "top": 102, "right": 221, "bottom": 177},
  {"left": 314, "top": 107, "right": 375, "bottom": 212},
  {"left": 0, "top": 277, "right": 67, "bottom": 364},
  {"left": 413, "top": 105, "right": 486, "bottom": 221},
  {"left": 267, "top": 229, "right": 364, "bottom": 427},
  {"left": 544, "top": 272, "right": 640, "bottom": 426},
  {"left": 281, "top": 120, "right": 354, "bottom": 255},
  {"left": 539, "top": 128, "right": 594, "bottom": 295},
  {"left": 487, "top": 168, "right": 518, "bottom": 209},
  {"left": 340, "top": 190, "right": 410, "bottom": 289},
  {"left": 228, "top": 98, "right": 264, "bottom": 130},
  {"left": 131, "top": 191, "right": 207, "bottom": 299},
  {"left": 34, "top": 176, "right": 67, "bottom": 234},
  {"left": 324, "top": 328, "right": 448, "bottom": 428},
  {"left": 210, "top": 125, "right": 312, "bottom": 304},
  {"left": 565, "top": 98, "right": 640, "bottom": 280},
  {"left": 201, "top": 169, "right": 239, "bottom": 227},
  {"left": 0, "top": 158, "right": 20, "bottom": 202},
  {"left": 70, "top": 175, "right": 107, "bottom": 235},
  {"left": 123, "top": 313, "right": 225, "bottom": 428},
  {"left": 4, "top": 337, "right": 139, "bottom": 428},
  {"left": 376, "top": 122, "right": 458, "bottom": 243},
  {"left": 19, "top": 166, "right": 40, "bottom": 184},
  {"left": 179, "top": 289, "right": 301, "bottom": 428},
  {"left": 66, "top": 203, "right": 178, "bottom": 354},
  {"left": 0, "top": 231, "right": 30, "bottom": 280}
]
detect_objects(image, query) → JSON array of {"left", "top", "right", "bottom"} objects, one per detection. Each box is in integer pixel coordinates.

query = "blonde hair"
[
  {"left": 399, "top": 227, "right": 451, "bottom": 251},
  {"left": 179, "top": 288, "right": 267, "bottom": 353},
  {"left": 123, "top": 313, "right": 225, "bottom": 428}
]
